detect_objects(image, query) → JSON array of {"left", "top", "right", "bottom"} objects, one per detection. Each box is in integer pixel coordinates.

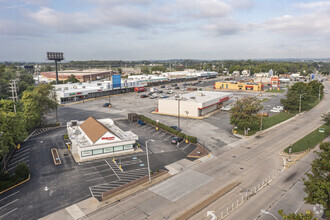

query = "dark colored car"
[
  {"left": 147, "top": 92, "right": 153, "bottom": 96},
  {"left": 171, "top": 137, "right": 184, "bottom": 144},
  {"left": 138, "top": 120, "right": 146, "bottom": 125},
  {"left": 170, "top": 126, "right": 181, "bottom": 132},
  {"left": 172, "top": 84, "right": 177, "bottom": 86},
  {"left": 140, "top": 94, "right": 148, "bottom": 98},
  {"left": 160, "top": 85, "right": 165, "bottom": 88},
  {"left": 103, "top": 103, "right": 111, "bottom": 107},
  {"left": 175, "top": 86, "right": 180, "bottom": 90},
  {"left": 157, "top": 90, "right": 163, "bottom": 93}
]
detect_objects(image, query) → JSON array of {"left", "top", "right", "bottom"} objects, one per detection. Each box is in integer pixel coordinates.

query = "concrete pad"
[
  {"left": 65, "top": 204, "right": 86, "bottom": 220},
  {"left": 112, "top": 207, "right": 148, "bottom": 220},
  {"left": 136, "top": 196, "right": 171, "bottom": 215},
  {"left": 165, "top": 158, "right": 193, "bottom": 175},
  {"left": 76, "top": 197, "right": 99, "bottom": 215},
  {"left": 39, "top": 209, "right": 74, "bottom": 220},
  {"left": 150, "top": 169, "right": 213, "bottom": 202}
]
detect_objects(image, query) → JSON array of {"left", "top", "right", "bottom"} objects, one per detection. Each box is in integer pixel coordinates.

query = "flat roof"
[
  {"left": 168, "top": 91, "right": 232, "bottom": 103},
  {"left": 42, "top": 69, "right": 111, "bottom": 76}
]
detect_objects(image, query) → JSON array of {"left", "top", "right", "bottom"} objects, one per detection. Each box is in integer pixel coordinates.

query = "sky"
[{"left": 0, "top": 0, "right": 330, "bottom": 62}]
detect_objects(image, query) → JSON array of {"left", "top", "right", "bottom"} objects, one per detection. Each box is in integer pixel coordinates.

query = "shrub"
[
  {"left": 15, "top": 162, "right": 30, "bottom": 179},
  {"left": 63, "top": 134, "right": 69, "bottom": 140}
]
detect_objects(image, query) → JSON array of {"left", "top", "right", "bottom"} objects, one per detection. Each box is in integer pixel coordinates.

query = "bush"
[
  {"left": 63, "top": 134, "right": 69, "bottom": 140},
  {"left": 15, "top": 162, "right": 30, "bottom": 179}
]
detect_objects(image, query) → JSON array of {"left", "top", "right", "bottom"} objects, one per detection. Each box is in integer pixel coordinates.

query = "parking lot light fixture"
[
  {"left": 145, "top": 139, "right": 154, "bottom": 184},
  {"left": 299, "top": 93, "right": 307, "bottom": 114},
  {"left": 260, "top": 105, "right": 270, "bottom": 132},
  {"left": 156, "top": 120, "right": 159, "bottom": 130},
  {"left": 185, "top": 111, "right": 189, "bottom": 143}
]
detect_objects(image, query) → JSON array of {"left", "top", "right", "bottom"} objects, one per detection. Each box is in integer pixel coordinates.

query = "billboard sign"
[{"left": 112, "top": 74, "right": 121, "bottom": 88}]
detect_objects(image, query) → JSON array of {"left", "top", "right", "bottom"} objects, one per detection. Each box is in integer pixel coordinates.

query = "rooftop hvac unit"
[
  {"left": 64, "top": 87, "right": 69, "bottom": 90},
  {"left": 198, "top": 93, "right": 205, "bottom": 96},
  {"left": 190, "top": 96, "right": 196, "bottom": 99},
  {"left": 71, "top": 121, "right": 78, "bottom": 126},
  {"left": 82, "top": 86, "right": 86, "bottom": 88},
  {"left": 73, "top": 86, "right": 77, "bottom": 89}
]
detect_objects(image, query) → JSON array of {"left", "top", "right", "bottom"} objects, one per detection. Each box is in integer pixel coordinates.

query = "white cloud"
[
  {"left": 203, "top": 18, "right": 246, "bottom": 36},
  {"left": 229, "top": 0, "right": 253, "bottom": 9},
  {"left": 294, "top": 1, "right": 330, "bottom": 9}
]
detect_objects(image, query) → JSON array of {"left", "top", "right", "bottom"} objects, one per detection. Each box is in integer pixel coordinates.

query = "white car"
[
  {"left": 270, "top": 108, "right": 280, "bottom": 113},
  {"left": 276, "top": 106, "right": 284, "bottom": 110}
]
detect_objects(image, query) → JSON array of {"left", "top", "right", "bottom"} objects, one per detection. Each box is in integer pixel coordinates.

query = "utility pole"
[{"left": 9, "top": 80, "right": 18, "bottom": 113}]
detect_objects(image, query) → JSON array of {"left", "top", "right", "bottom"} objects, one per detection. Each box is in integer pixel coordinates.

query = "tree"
[
  {"left": 303, "top": 142, "right": 330, "bottom": 217},
  {"left": 141, "top": 66, "right": 150, "bottom": 74},
  {"left": 230, "top": 97, "right": 262, "bottom": 135},
  {"left": 21, "top": 84, "right": 57, "bottom": 128},
  {"left": 66, "top": 74, "right": 79, "bottom": 83},
  {"left": 278, "top": 209, "right": 316, "bottom": 220},
  {"left": 14, "top": 162, "right": 30, "bottom": 179},
  {"left": 321, "top": 112, "right": 330, "bottom": 125}
]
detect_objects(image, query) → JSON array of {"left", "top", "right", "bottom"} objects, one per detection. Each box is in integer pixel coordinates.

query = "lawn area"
[
  {"left": 234, "top": 112, "right": 296, "bottom": 136},
  {"left": 265, "top": 89, "right": 285, "bottom": 93},
  {"left": 284, "top": 124, "right": 330, "bottom": 153}
]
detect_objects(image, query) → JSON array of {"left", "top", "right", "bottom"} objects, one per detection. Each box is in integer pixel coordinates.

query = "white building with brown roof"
[{"left": 67, "top": 116, "right": 138, "bottom": 161}]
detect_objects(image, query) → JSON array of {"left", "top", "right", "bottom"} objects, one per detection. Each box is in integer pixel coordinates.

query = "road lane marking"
[
  {"left": 9, "top": 152, "right": 29, "bottom": 162},
  {"left": 7, "top": 156, "right": 29, "bottom": 167}
]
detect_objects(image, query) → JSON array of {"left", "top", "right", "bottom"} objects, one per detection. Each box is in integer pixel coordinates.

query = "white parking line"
[
  {"left": 86, "top": 174, "right": 116, "bottom": 182},
  {"left": 182, "top": 143, "right": 192, "bottom": 150},
  {"left": 7, "top": 156, "right": 29, "bottom": 167},
  {"left": 119, "top": 160, "right": 142, "bottom": 166},
  {"left": 81, "top": 163, "right": 108, "bottom": 170},
  {"left": 164, "top": 135, "right": 173, "bottom": 141},
  {"left": 0, "top": 208, "right": 17, "bottom": 218},
  {"left": 9, "top": 152, "right": 29, "bottom": 162},
  {"left": 0, "top": 191, "right": 19, "bottom": 202},
  {"left": 105, "top": 160, "right": 120, "bottom": 180},
  {"left": 14, "top": 147, "right": 29, "bottom": 156},
  {"left": 0, "top": 199, "right": 18, "bottom": 210},
  {"left": 153, "top": 130, "right": 162, "bottom": 136}
]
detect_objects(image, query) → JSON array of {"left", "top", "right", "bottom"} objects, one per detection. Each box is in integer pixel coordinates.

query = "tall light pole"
[
  {"left": 145, "top": 139, "right": 154, "bottom": 184},
  {"left": 47, "top": 52, "right": 64, "bottom": 85},
  {"left": 185, "top": 111, "right": 189, "bottom": 143},
  {"left": 175, "top": 95, "right": 181, "bottom": 129},
  {"left": 299, "top": 93, "right": 307, "bottom": 114},
  {"left": 319, "top": 85, "right": 322, "bottom": 102},
  {"left": 260, "top": 209, "right": 279, "bottom": 220},
  {"left": 260, "top": 105, "right": 270, "bottom": 132}
]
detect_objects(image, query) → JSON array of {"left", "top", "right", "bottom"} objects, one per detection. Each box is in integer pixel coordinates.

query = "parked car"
[
  {"left": 160, "top": 95, "right": 169, "bottom": 99},
  {"left": 175, "top": 86, "right": 180, "bottom": 90},
  {"left": 167, "top": 90, "right": 173, "bottom": 94},
  {"left": 170, "top": 126, "right": 181, "bottom": 132},
  {"left": 137, "top": 120, "right": 145, "bottom": 125},
  {"left": 150, "top": 87, "right": 158, "bottom": 92},
  {"left": 140, "top": 94, "right": 148, "bottom": 98},
  {"left": 150, "top": 94, "right": 158, "bottom": 99},
  {"left": 160, "top": 85, "right": 165, "bottom": 88},
  {"left": 157, "top": 90, "right": 163, "bottom": 93},
  {"left": 166, "top": 87, "right": 171, "bottom": 90},
  {"left": 103, "top": 103, "right": 111, "bottom": 107},
  {"left": 171, "top": 137, "right": 184, "bottom": 144},
  {"left": 172, "top": 84, "right": 177, "bottom": 86},
  {"left": 147, "top": 92, "right": 153, "bottom": 96}
]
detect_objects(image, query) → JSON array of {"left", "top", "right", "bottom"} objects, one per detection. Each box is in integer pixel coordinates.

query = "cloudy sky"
[{"left": 0, "top": 0, "right": 330, "bottom": 61}]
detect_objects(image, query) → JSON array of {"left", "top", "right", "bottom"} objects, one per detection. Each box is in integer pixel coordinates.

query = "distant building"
[
  {"left": 67, "top": 116, "right": 138, "bottom": 162},
  {"left": 41, "top": 69, "right": 113, "bottom": 82},
  {"left": 255, "top": 72, "right": 269, "bottom": 77},
  {"left": 241, "top": 70, "right": 250, "bottom": 76},
  {"left": 122, "top": 67, "right": 141, "bottom": 75},
  {"left": 214, "top": 82, "right": 263, "bottom": 91},
  {"left": 232, "top": 71, "right": 240, "bottom": 76}
]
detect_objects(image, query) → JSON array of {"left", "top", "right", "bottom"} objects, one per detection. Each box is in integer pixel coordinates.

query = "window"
[
  {"left": 222, "top": 84, "right": 224, "bottom": 88},
  {"left": 226, "top": 84, "right": 228, "bottom": 89},
  {"left": 124, "top": 145, "right": 133, "bottom": 150},
  {"left": 104, "top": 147, "right": 113, "bottom": 153},
  {"left": 81, "top": 150, "right": 92, "bottom": 157},
  {"left": 93, "top": 149, "right": 103, "bottom": 155},
  {"left": 114, "top": 146, "right": 124, "bottom": 152}
]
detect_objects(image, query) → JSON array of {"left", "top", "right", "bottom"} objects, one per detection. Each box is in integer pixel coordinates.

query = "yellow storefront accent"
[{"left": 214, "top": 82, "right": 263, "bottom": 91}]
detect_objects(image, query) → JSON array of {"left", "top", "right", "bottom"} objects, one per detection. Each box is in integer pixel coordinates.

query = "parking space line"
[
  {"left": 83, "top": 169, "right": 111, "bottom": 176},
  {"left": 0, "top": 199, "right": 18, "bottom": 210},
  {"left": 7, "top": 156, "right": 29, "bottom": 166},
  {"left": 153, "top": 130, "right": 162, "bottom": 136},
  {"left": 86, "top": 174, "right": 115, "bottom": 182},
  {"left": 164, "top": 135, "right": 173, "bottom": 141},
  {"left": 81, "top": 163, "right": 108, "bottom": 170},
  {"left": 0, "top": 208, "right": 17, "bottom": 219},
  {"left": 14, "top": 147, "right": 29, "bottom": 156},
  {"left": 9, "top": 152, "right": 29, "bottom": 162},
  {"left": 182, "top": 143, "right": 192, "bottom": 150},
  {"left": 118, "top": 160, "right": 142, "bottom": 166},
  {"left": 104, "top": 160, "right": 120, "bottom": 180},
  {"left": 0, "top": 191, "right": 19, "bottom": 202},
  {"left": 7, "top": 160, "right": 29, "bottom": 170}
]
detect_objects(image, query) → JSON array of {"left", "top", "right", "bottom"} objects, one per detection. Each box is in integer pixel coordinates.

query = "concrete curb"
[{"left": 0, "top": 175, "right": 30, "bottom": 194}]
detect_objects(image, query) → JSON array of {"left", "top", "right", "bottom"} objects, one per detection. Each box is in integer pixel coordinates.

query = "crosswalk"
[{"left": 89, "top": 160, "right": 148, "bottom": 201}]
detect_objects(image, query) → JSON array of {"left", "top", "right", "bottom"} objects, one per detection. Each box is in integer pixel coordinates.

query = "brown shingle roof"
[{"left": 80, "top": 116, "right": 113, "bottom": 144}]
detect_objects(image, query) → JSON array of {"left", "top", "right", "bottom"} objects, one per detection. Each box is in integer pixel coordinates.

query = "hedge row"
[
  {"left": 0, "top": 162, "right": 30, "bottom": 192},
  {"left": 139, "top": 115, "right": 197, "bottom": 143}
]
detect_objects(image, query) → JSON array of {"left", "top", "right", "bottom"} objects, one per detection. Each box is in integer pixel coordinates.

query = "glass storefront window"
[
  {"left": 124, "top": 145, "right": 133, "bottom": 150},
  {"left": 114, "top": 146, "right": 123, "bottom": 152},
  {"left": 81, "top": 150, "right": 92, "bottom": 157},
  {"left": 104, "top": 147, "right": 113, "bottom": 153},
  {"left": 93, "top": 149, "right": 103, "bottom": 155}
]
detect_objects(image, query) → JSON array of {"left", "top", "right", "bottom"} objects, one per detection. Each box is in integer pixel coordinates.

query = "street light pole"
[
  {"left": 185, "top": 111, "right": 189, "bottom": 143},
  {"left": 319, "top": 85, "right": 322, "bottom": 102},
  {"left": 176, "top": 96, "right": 181, "bottom": 129},
  {"left": 145, "top": 139, "right": 154, "bottom": 184},
  {"left": 299, "top": 93, "right": 306, "bottom": 114}
]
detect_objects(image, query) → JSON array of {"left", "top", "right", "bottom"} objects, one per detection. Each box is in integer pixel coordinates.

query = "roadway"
[{"left": 79, "top": 81, "right": 329, "bottom": 220}]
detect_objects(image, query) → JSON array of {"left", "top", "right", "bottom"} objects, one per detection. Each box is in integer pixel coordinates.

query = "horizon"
[{"left": 1, "top": 0, "right": 330, "bottom": 62}]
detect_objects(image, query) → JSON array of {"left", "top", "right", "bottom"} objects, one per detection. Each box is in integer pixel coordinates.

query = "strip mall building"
[
  {"left": 214, "top": 82, "right": 263, "bottom": 91},
  {"left": 67, "top": 116, "right": 138, "bottom": 161},
  {"left": 157, "top": 91, "right": 233, "bottom": 118}
]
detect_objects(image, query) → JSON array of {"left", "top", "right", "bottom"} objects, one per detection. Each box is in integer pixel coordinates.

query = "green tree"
[
  {"left": 66, "top": 74, "right": 79, "bottom": 83},
  {"left": 14, "top": 162, "right": 30, "bottom": 179},
  {"left": 141, "top": 66, "right": 150, "bottom": 74},
  {"left": 230, "top": 97, "right": 262, "bottom": 135},
  {"left": 21, "top": 84, "right": 57, "bottom": 128},
  {"left": 321, "top": 112, "right": 330, "bottom": 125},
  {"left": 278, "top": 209, "right": 316, "bottom": 220},
  {"left": 303, "top": 142, "right": 330, "bottom": 217}
]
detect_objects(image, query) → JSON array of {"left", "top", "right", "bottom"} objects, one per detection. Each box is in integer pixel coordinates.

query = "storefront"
[{"left": 67, "top": 116, "right": 138, "bottom": 162}]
